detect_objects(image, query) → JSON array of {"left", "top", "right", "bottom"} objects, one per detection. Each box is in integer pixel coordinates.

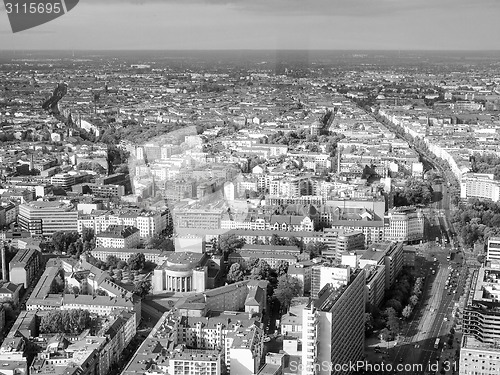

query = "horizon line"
[{"left": 2, "top": 48, "right": 500, "bottom": 52}]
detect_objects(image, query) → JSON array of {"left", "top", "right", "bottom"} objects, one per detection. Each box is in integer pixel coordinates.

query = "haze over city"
[{"left": 1, "top": 0, "right": 500, "bottom": 50}]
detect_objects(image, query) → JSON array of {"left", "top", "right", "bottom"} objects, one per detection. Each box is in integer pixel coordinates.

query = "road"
[{"left": 385, "top": 206, "right": 467, "bottom": 374}]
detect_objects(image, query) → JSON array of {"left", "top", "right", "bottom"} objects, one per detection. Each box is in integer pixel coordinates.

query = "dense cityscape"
[{"left": 1, "top": 49, "right": 500, "bottom": 375}]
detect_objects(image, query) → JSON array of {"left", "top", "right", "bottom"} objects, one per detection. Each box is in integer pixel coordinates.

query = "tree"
[
  {"left": 51, "top": 231, "right": 80, "bottom": 253},
  {"left": 246, "top": 257, "right": 259, "bottom": 270},
  {"left": 276, "top": 260, "right": 289, "bottom": 276},
  {"left": 219, "top": 234, "right": 245, "bottom": 257},
  {"left": 270, "top": 234, "right": 286, "bottom": 246},
  {"left": 128, "top": 253, "right": 146, "bottom": 271},
  {"left": 286, "top": 236, "right": 304, "bottom": 250},
  {"left": 2, "top": 300, "right": 15, "bottom": 322},
  {"left": 227, "top": 263, "right": 245, "bottom": 283},
  {"left": 386, "top": 298, "right": 403, "bottom": 313},
  {"left": 250, "top": 260, "right": 271, "bottom": 280},
  {"left": 40, "top": 309, "right": 91, "bottom": 334},
  {"left": 409, "top": 295, "right": 419, "bottom": 306},
  {"left": 305, "top": 241, "right": 327, "bottom": 259},
  {"left": 133, "top": 279, "right": 151, "bottom": 298},
  {"left": 365, "top": 313, "right": 374, "bottom": 335},
  {"left": 274, "top": 275, "right": 302, "bottom": 313},
  {"left": 106, "top": 255, "right": 120, "bottom": 269},
  {"left": 394, "top": 178, "right": 434, "bottom": 206},
  {"left": 402, "top": 305, "right": 413, "bottom": 320},
  {"left": 384, "top": 307, "right": 400, "bottom": 334},
  {"left": 81, "top": 227, "right": 95, "bottom": 243}
]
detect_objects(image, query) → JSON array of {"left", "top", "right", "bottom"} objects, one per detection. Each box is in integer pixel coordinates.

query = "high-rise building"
[
  {"left": 463, "top": 266, "right": 500, "bottom": 344},
  {"left": 359, "top": 242, "right": 403, "bottom": 290},
  {"left": 310, "top": 264, "right": 351, "bottom": 299},
  {"left": 301, "top": 269, "right": 366, "bottom": 375}
]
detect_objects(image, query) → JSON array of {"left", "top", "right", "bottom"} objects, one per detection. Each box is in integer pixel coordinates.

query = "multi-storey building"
[
  {"left": 364, "top": 264, "right": 386, "bottom": 307},
  {"left": 487, "top": 237, "right": 500, "bottom": 263},
  {"left": 221, "top": 214, "right": 315, "bottom": 232},
  {"left": 227, "top": 325, "right": 264, "bottom": 375},
  {"left": 8, "top": 248, "right": 41, "bottom": 288},
  {"left": 173, "top": 206, "right": 224, "bottom": 230},
  {"left": 78, "top": 210, "right": 166, "bottom": 239},
  {"left": 0, "top": 202, "right": 17, "bottom": 227},
  {"left": 27, "top": 260, "right": 141, "bottom": 327},
  {"left": 95, "top": 225, "right": 141, "bottom": 248},
  {"left": 18, "top": 201, "right": 78, "bottom": 236},
  {"left": 90, "top": 247, "right": 170, "bottom": 265},
  {"left": 322, "top": 228, "right": 365, "bottom": 260},
  {"left": 384, "top": 207, "right": 424, "bottom": 243},
  {"left": 461, "top": 173, "right": 500, "bottom": 202},
  {"left": 229, "top": 250, "right": 298, "bottom": 270},
  {"left": 168, "top": 350, "right": 222, "bottom": 375},
  {"left": 359, "top": 242, "right": 404, "bottom": 290},
  {"left": 310, "top": 264, "right": 351, "bottom": 299},
  {"left": 50, "top": 173, "right": 76, "bottom": 189},
  {"left": 122, "top": 308, "right": 264, "bottom": 375},
  {"left": 463, "top": 266, "right": 500, "bottom": 344},
  {"left": 459, "top": 335, "right": 500, "bottom": 375},
  {"left": 73, "top": 183, "right": 126, "bottom": 198},
  {"left": 301, "top": 269, "right": 366, "bottom": 375}
]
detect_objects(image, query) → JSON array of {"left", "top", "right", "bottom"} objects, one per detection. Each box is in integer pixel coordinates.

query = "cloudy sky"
[{"left": 1, "top": 0, "right": 499, "bottom": 50}]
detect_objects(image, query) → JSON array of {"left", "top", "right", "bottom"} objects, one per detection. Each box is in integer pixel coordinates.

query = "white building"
[
  {"left": 384, "top": 208, "right": 424, "bottom": 243},
  {"left": 461, "top": 173, "right": 500, "bottom": 202}
]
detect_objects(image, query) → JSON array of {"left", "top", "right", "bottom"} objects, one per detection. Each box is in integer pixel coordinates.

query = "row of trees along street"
[{"left": 365, "top": 269, "right": 423, "bottom": 340}]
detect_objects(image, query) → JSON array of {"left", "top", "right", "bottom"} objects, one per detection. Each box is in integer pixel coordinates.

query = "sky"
[{"left": 1, "top": 0, "right": 500, "bottom": 50}]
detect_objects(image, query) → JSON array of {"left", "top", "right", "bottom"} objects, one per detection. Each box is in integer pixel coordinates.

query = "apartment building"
[
  {"left": 8, "top": 247, "right": 41, "bottom": 288},
  {"left": 364, "top": 264, "right": 386, "bottom": 307},
  {"left": 459, "top": 335, "right": 500, "bottom": 375},
  {"left": 487, "top": 237, "right": 500, "bottom": 263},
  {"left": 322, "top": 228, "right": 365, "bottom": 260},
  {"left": 0, "top": 202, "right": 17, "bottom": 227},
  {"left": 359, "top": 242, "right": 404, "bottom": 290},
  {"left": 310, "top": 264, "right": 351, "bottom": 299},
  {"left": 90, "top": 247, "right": 170, "bottom": 265},
  {"left": 18, "top": 201, "right": 78, "bottom": 236},
  {"left": 95, "top": 225, "right": 141, "bottom": 248},
  {"left": 78, "top": 210, "right": 166, "bottom": 239},
  {"left": 463, "top": 267, "right": 500, "bottom": 344},
  {"left": 27, "top": 259, "right": 141, "bottom": 327},
  {"left": 229, "top": 251, "right": 298, "bottom": 269},
  {"left": 301, "top": 269, "right": 366, "bottom": 375},
  {"left": 122, "top": 308, "right": 264, "bottom": 375},
  {"left": 169, "top": 350, "right": 222, "bottom": 375},
  {"left": 227, "top": 325, "right": 264, "bottom": 375},
  {"left": 220, "top": 214, "right": 315, "bottom": 232},
  {"left": 461, "top": 173, "right": 500, "bottom": 202}
]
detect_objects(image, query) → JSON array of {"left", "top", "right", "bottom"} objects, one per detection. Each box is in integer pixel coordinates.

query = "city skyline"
[{"left": 1, "top": 0, "right": 500, "bottom": 50}]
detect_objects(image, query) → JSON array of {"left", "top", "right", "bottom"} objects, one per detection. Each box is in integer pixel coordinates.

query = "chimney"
[{"left": 1, "top": 242, "right": 7, "bottom": 281}]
